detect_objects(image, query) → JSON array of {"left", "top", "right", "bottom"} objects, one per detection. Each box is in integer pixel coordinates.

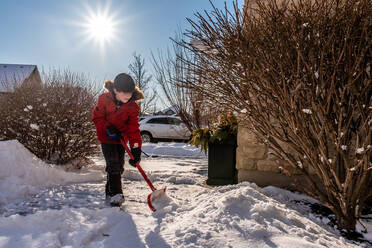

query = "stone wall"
[{"left": 236, "top": 125, "right": 303, "bottom": 190}]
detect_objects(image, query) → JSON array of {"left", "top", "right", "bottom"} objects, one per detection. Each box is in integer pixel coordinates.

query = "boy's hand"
[
  {"left": 129, "top": 147, "right": 141, "bottom": 167},
  {"left": 106, "top": 125, "right": 121, "bottom": 140}
]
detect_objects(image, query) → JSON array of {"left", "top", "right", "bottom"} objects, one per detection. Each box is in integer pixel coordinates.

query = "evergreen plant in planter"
[{"left": 189, "top": 113, "right": 238, "bottom": 185}]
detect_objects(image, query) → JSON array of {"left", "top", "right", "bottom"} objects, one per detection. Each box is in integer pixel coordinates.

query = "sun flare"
[
  {"left": 79, "top": 3, "right": 120, "bottom": 48},
  {"left": 87, "top": 14, "right": 115, "bottom": 43}
]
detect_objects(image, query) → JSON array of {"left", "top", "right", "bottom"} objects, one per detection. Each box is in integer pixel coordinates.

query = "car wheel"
[{"left": 141, "top": 132, "right": 153, "bottom": 143}]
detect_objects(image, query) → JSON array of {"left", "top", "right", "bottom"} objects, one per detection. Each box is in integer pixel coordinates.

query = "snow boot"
[
  {"left": 105, "top": 195, "right": 111, "bottom": 206},
  {"left": 110, "top": 194, "right": 125, "bottom": 206},
  {"left": 105, "top": 173, "right": 124, "bottom": 206}
]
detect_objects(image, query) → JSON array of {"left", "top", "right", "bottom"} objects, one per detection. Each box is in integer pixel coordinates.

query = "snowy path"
[
  {"left": 0, "top": 141, "right": 368, "bottom": 247},
  {"left": 1, "top": 156, "right": 208, "bottom": 218},
  {"left": 0, "top": 157, "right": 210, "bottom": 247},
  {"left": 0, "top": 181, "right": 107, "bottom": 217}
]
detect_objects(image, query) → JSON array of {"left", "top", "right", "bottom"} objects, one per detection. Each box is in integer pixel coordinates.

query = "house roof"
[
  {"left": 161, "top": 105, "right": 177, "bottom": 115},
  {"left": 0, "top": 64, "right": 38, "bottom": 92}
]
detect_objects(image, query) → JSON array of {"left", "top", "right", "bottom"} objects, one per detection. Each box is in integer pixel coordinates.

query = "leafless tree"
[
  {"left": 128, "top": 53, "right": 157, "bottom": 115},
  {"left": 151, "top": 32, "right": 221, "bottom": 131},
  {"left": 179, "top": 0, "right": 371, "bottom": 231}
]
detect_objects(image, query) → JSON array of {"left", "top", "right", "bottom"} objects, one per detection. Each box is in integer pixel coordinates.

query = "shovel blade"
[{"left": 147, "top": 187, "right": 167, "bottom": 212}]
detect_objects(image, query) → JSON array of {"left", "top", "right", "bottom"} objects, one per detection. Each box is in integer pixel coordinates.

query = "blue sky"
[{"left": 1, "top": 0, "right": 243, "bottom": 87}]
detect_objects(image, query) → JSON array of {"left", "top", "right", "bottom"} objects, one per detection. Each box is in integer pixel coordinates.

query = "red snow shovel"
[{"left": 119, "top": 138, "right": 167, "bottom": 212}]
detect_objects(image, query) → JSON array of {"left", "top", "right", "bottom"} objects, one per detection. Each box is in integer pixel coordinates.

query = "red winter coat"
[{"left": 92, "top": 91, "right": 142, "bottom": 148}]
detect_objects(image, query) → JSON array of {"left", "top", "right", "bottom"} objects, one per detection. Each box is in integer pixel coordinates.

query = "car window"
[
  {"left": 139, "top": 117, "right": 146, "bottom": 122},
  {"left": 168, "top": 118, "right": 182, "bottom": 125},
  {"left": 147, "top": 117, "right": 169, "bottom": 124}
]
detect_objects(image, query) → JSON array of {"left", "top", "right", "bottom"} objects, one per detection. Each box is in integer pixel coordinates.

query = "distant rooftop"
[
  {"left": 162, "top": 105, "right": 177, "bottom": 115},
  {"left": 155, "top": 105, "right": 178, "bottom": 116},
  {"left": 0, "top": 64, "right": 39, "bottom": 92}
]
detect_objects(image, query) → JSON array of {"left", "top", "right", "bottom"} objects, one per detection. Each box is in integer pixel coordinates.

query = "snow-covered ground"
[{"left": 0, "top": 140, "right": 370, "bottom": 247}]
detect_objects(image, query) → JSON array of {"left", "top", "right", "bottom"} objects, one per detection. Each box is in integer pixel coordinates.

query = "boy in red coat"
[{"left": 92, "top": 73, "right": 144, "bottom": 206}]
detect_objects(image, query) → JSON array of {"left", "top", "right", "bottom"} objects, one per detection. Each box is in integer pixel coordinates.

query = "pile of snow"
[
  {"left": 152, "top": 183, "right": 354, "bottom": 247},
  {"left": 0, "top": 140, "right": 103, "bottom": 205}
]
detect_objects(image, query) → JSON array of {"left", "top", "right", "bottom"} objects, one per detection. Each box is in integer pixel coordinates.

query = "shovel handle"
[{"left": 119, "top": 138, "right": 156, "bottom": 191}]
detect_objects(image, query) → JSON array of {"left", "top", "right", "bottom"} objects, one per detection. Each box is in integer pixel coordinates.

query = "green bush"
[{"left": 189, "top": 113, "right": 237, "bottom": 153}]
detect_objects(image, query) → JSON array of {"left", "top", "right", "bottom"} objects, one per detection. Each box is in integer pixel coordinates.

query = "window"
[
  {"left": 168, "top": 117, "right": 182, "bottom": 125},
  {"left": 147, "top": 117, "right": 169, "bottom": 124}
]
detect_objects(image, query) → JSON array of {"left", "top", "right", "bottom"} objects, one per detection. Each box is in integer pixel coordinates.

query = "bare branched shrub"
[
  {"left": 181, "top": 0, "right": 371, "bottom": 231},
  {"left": 0, "top": 69, "right": 100, "bottom": 165},
  {"left": 152, "top": 33, "right": 221, "bottom": 131}
]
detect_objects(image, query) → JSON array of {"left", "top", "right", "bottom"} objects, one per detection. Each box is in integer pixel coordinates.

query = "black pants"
[{"left": 101, "top": 143, "right": 125, "bottom": 196}]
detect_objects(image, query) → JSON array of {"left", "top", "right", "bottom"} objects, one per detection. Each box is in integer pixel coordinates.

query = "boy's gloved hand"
[
  {"left": 129, "top": 147, "right": 141, "bottom": 167},
  {"left": 106, "top": 125, "right": 121, "bottom": 140}
]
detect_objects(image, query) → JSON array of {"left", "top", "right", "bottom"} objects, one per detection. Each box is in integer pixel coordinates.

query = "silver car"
[{"left": 139, "top": 115, "right": 191, "bottom": 143}]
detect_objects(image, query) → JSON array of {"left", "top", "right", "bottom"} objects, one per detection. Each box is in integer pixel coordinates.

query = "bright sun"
[
  {"left": 87, "top": 14, "right": 115, "bottom": 43},
  {"left": 79, "top": 3, "right": 120, "bottom": 48}
]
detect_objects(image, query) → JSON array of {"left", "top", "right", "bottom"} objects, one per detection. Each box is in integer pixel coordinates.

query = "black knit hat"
[{"left": 113, "top": 73, "right": 135, "bottom": 93}]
